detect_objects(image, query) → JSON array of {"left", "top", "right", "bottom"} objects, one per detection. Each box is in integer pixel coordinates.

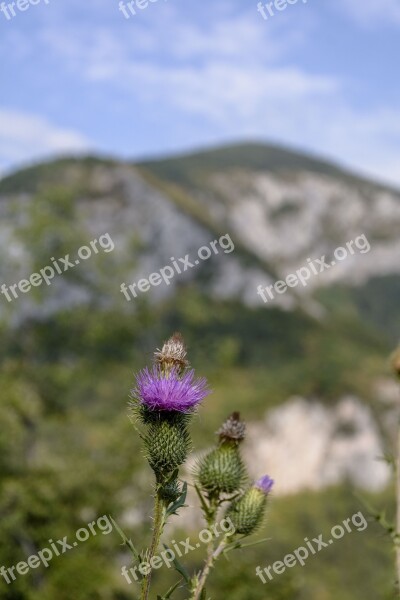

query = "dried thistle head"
[
  {"left": 154, "top": 332, "right": 189, "bottom": 375},
  {"left": 217, "top": 412, "right": 246, "bottom": 444}
]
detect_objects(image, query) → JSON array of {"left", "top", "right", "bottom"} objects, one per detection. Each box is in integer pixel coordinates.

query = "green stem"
[
  {"left": 140, "top": 492, "right": 165, "bottom": 600},
  {"left": 190, "top": 537, "right": 228, "bottom": 600},
  {"left": 204, "top": 495, "right": 220, "bottom": 592},
  {"left": 396, "top": 423, "right": 400, "bottom": 596},
  {"left": 204, "top": 494, "right": 218, "bottom": 528}
]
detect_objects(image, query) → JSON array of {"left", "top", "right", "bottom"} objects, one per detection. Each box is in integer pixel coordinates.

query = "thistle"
[
  {"left": 227, "top": 475, "right": 274, "bottom": 536},
  {"left": 196, "top": 412, "right": 247, "bottom": 497},
  {"left": 135, "top": 366, "right": 208, "bottom": 413},
  {"left": 190, "top": 472, "right": 274, "bottom": 600},
  {"left": 123, "top": 335, "right": 276, "bottom": 600},
  {"left": 132, "top": 338, "right": 209, "bottom": 486},
  {"left": 129, "top": 333, "right": 210, "bottom": 600}
]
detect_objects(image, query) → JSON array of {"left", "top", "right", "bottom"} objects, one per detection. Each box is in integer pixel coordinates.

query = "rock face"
[
  {"left": 199, "top": 171, "right": 400, "bottom": 289},
  {"left": 0, "top": 161, "right": 271, "bottom": 319},
  {"left": 139, "top": 142, "right": 400, "bottom": 296},
  {"left": 244, "top": 396, "right": 391, "bottom": 495}
]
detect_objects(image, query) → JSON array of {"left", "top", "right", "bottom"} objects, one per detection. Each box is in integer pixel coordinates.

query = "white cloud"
[
  {"left": 338, "top": 0, "right": 400, "bottom": 26},
  {"left": 38, "top": 9, "right": 304, "bottom": 71},
  {"left": 85, "top": 59, "right": 337, "bottom": 123},
  {"left": 38, "top": 15, "right": 337, "bottom": 123},
  {"left": 2, "top": 7, "right": 400, "bottom": 187},
  {"left": 0, "top": 109, "right": 90, "bottom": 173},
  {"left": 31, "top": 15, "right": 400, "bottom": 186},
  {"left": 164, "top": 13, "right": 304, "bottom": 62}
]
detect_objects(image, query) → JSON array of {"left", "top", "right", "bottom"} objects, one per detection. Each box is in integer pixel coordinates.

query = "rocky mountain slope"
[
  {"left": 140, "top": 143, "right": 400, "bottom": 295},
  {"left": 1, "top": 143, "right": 399, "bottom": 323}
]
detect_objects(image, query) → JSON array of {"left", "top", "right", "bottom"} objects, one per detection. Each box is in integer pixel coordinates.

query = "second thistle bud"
[
  {"left": 196, "top": 412, "right": 246, "bottom": 496},
  {"left": 226, "top": 475, "right": 274, "bottom": 537}
]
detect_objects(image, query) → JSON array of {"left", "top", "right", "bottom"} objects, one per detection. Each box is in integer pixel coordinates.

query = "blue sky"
[{"left": 1, "top": 0, "right": 399, "bottom": 185}]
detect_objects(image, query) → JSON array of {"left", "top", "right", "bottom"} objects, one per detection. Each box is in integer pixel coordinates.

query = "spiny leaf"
[
  {"left": 166, "top": 481, "right": 188, "bottom": 517},
  {"left": 156, "top": 578, "right": 183, "bottom": 599},
  {"left": 110, "top": 516, "right": 141, "bottom": 562},
  {"left": 224, "top": 536, "right": 271, "bottom": 554},
  {"left": 163, "top": 543, "right": 191, "bottom": 583}
]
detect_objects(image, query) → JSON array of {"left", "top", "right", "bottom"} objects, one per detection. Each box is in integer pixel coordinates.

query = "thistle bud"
[
  {"left": 142, "top": 410, "right": 191, "bottom": 483},
  {"left": 226, "top": 475, "right": 274, "bottom": 537},
  {"left": 196, "top": 413, "right": 246, "bottom": 496},
  {"left": 158, "top": 476, "right": 182, "bottom": 504}
]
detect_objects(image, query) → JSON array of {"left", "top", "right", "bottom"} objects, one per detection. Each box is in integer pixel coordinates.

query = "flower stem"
[
  {"left": 140, "top": 492, "right": 165, "bottom": 600},
  {"left": 396, "top": 425, "right": 400, "bottom": 595},
  {"left": 191, "top": 537, "right": 228, "bottom": 600}
]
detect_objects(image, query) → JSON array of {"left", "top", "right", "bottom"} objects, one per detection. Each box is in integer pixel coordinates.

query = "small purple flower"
[
  {"left": 134, "top": 366, "right": 210, "bottom": 413},
  {"left": 254, "top": 475, "right": 274, "bottom": 495}
]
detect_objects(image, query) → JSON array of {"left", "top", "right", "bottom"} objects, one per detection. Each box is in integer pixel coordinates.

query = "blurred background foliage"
[{"left": 0, "top": 185, "right": 398, "bottom": 600}]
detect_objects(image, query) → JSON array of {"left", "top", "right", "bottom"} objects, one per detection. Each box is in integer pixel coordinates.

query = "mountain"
[{"left": 1, "top": 142, "right": 400, "bottom": 334}]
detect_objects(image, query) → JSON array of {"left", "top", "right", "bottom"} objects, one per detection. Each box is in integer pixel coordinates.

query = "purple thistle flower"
[
  {"left": 134, "top": 366, "right": 210, "bottom": 413},
  {"left": 254, "top": 475, "right": 274, "bottom": 495}
]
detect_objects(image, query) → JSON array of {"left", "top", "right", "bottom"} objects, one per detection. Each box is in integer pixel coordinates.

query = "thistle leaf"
[
  {"left": 224, "top": 536, "right": 271, "bottom": 554},
  {"left": 163, "top": 543, "right": 191, "bottom": 583},
  {"left": 109, "top": 516, "right": 141, "bottom": 562},
  {"left": 166, "top": 481, "right": 188, "bottom": 517},
  {"left": 157, "top": 579, "right": 183, "bottom": 599}
]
